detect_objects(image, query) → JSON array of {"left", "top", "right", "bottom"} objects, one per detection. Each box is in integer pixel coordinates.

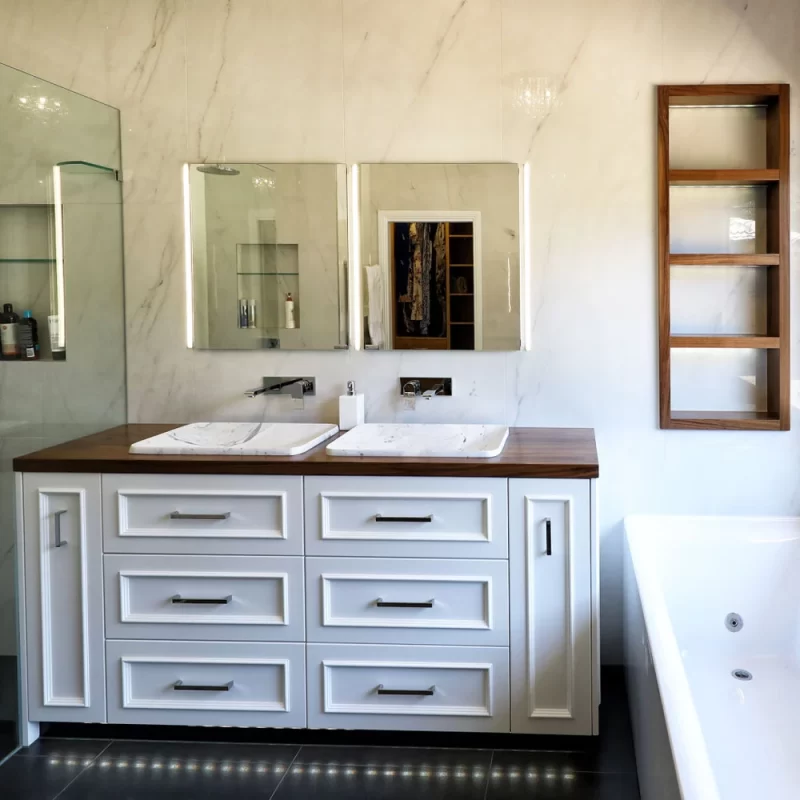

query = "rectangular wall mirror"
[
  {"left": 358, "top": 163, "right": 522, "bottom": 351},
  {"left": 186, "top": 163, "right": 348, "bottom": 350}
]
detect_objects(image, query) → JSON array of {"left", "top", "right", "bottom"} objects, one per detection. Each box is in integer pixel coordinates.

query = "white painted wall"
[{"left": 1, "top": 0, "right": 798, "bottom": 662}]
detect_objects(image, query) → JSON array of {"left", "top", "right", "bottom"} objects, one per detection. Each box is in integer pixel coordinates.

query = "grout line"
[
  {"left": 482, "top": 750, "right": 495, "bottom": 800},
  {"left": 51, "top": 741, "right": 114, "bottom": 800},
  {"left": 266, "top": 745, "right": 303, "bottom": 800}
]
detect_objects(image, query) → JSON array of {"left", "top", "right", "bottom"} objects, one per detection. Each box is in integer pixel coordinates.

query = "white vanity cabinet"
[
  {"left": 21, "top": 473, "right": 106, "bottom": 723},
  {"left": 17, "top": 467, "right": 598, "bottom": 741}
]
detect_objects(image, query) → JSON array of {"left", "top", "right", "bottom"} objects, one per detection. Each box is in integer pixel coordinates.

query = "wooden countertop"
[{"left": 13, "top": 424, "right": 599, "bottom": 479}]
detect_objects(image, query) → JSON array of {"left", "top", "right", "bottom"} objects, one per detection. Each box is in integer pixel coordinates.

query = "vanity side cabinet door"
[
  {"left": 509, "top": 478, "right": 592, "bottom": 735},
  {"left": 23, "top": 473, "right": 106, "bottom": 722}
]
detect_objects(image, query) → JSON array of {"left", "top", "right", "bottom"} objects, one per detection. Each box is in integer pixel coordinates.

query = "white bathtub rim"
[{"left": 625, "top": 515, "right": 722, "bottom": 800}]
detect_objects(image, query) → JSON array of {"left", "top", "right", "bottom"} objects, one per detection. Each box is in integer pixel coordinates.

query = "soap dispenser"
[{"left": 339, "top": 380, "right": 365, "bottom": 431}]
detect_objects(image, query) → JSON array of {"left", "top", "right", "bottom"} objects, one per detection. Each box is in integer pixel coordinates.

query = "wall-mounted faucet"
[
  {"left": 400, "top": 377, "right": 452, "bottom": 399},
  {"left": 245, "top": 377, "right": 316, "bottom": 400}
]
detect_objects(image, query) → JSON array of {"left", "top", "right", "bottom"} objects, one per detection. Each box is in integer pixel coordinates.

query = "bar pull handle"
[
  {"left": 54, "top": 509, "right": 68, "bottom": 548},
  {"left": 171, "top": 595, "right": 232, "bottom": 605},
  {"left": 170, "top": 511, "right": 231, "bottom": 521},
  {"left": 545, "top": 517, "right": 552, "bottom": 556},
  {"left": 374, "top": 514, "right": 433, "bottom": 524},
  {"left": 173, "top": 680, "right": 233, "bottom": 692},
  {"left": 376, "top": 684, "right": 435, "bottom": 696},
  {"left": 375, "top": 598, "right": 434, "bottom": 608}
]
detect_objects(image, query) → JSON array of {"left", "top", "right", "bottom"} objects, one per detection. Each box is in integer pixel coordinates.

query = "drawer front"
[
  {"left": 305, "top": 476, "right": 508, "bottom": 558},
  {"left": 104, "top": 555, "right": 304, "bottom": 642},
  {"left": 306, "top": 557, "right": 508, "bottom": 646},
  {"left": 103, "top": 474, "right": 303, "bottom": 555},
  {"left": 307, "top": 643, "right": 509, "bottom": 732},
  {"left": 107, "top": 640, "right": 306, "bottom": 727}
]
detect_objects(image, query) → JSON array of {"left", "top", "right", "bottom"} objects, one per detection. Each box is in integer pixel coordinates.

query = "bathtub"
[{"left": 624, "top": 515, "right": 800, "bottom": 800}]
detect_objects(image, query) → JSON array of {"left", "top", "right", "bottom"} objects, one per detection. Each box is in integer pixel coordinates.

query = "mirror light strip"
[
  {"left": 348, "top": 164, "right": 362, "bottom": 350},
  {"left": 521, "top": 162, "right": 532, "bottom": 351},
  {"left": 52, "top": 166, "right": 66, "bottom": 348},
  {"left": 182, "top": 164, "right": 194, "bottom": 348}
]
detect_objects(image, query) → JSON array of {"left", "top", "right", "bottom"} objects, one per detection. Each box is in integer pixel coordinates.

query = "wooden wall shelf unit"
[{"left": 658, "top": 84, "right": 790, "bottom": 431}]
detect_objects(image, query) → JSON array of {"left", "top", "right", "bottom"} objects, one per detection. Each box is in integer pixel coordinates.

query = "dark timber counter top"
[{"left": 13, "top": 424, "right": 599, "bottom": 479}]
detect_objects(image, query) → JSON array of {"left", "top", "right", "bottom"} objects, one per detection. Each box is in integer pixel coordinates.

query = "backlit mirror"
[
  {"left": 186, "top": 163, "right": 348, "bottom": 350},
  {"left": 358, "top": 163, "right": 522, "bottom": 351}
]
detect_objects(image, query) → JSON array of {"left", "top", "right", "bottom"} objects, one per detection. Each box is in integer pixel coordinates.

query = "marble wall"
[{"left": 0, "top": 0, "right": 798, "bottom": 662}]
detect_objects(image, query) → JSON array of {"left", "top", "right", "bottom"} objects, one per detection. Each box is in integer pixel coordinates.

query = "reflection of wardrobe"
[{"left": 390, "top": 221, "right": 475, "bottom": 350}]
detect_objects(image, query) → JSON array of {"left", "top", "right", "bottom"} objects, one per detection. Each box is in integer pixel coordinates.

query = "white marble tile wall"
[{"left": 0, "top": 0, "right": 798, "bottom": 662}]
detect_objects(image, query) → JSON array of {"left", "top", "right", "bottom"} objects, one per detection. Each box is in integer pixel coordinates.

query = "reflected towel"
[{"left": 365, "top": 263, "right": 384, "bottom": 348}]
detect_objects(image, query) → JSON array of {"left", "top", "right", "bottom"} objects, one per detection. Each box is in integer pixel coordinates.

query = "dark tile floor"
[{"left": 0, "top": 669, "right": 639, "bottom": 799}]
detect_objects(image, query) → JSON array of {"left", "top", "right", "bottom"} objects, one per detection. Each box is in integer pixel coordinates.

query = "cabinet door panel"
[
  {"left": 23, "top": 473, "right": 105, "bottom": 722},
  {"left": 509, "top": 478, "right": 592, "bottom": 735}
]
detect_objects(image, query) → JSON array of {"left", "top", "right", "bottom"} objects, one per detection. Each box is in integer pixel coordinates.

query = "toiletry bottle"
[
  {"left": 239, "top": 299, "right": 249, "bottom": 329},
  {"left": 285, "top": 293, "right": 296, "bottom": 329},
  {"left": 48, "top": 314, "right": 66, "bottom": 360},
  {"left": 19, "top": 310, "right": 39, "bottom": 360},
  {"left": 0, "top": 303, "right": 20, "bottom": 359},
  {"left": 339, "top": 380, "right": 365, "bottom": 431},
  {"left": 248, "top": 299, "right": 257, "bottom": 329}
]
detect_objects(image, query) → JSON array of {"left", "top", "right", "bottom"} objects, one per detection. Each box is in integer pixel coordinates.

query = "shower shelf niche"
[{"left": 236, "top": 242, "right": 300, "bottom": 334}]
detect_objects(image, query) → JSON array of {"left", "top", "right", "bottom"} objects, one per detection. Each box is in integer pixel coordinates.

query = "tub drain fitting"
[
  {"left": 732, "top": 669, "right": 752, "bottom": 681},
  {"left": 725, "top": 613, "right": 743, "bottom": 632}
]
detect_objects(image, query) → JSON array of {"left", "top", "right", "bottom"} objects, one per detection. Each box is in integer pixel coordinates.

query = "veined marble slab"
[
  {"left": 326, "top": 423, "right": 509, "bottom": 459},
  {"left": 130, "top": 422, "right": 339, "bottom": 456}
]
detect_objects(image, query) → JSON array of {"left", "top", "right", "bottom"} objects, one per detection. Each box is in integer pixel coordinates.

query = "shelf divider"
[
  {"left": 669, "top": 254, "right": 779, "bottom": 266},
  {"left": 670, "top": 334, "right": 779, "bottom": 349},
  {"left": 669, "top": 168, "right": 779, "bottom": 185}
]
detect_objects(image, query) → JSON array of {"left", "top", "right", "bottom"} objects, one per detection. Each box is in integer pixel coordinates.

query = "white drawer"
[
  {"left": 104, "top": 555, "right": 304, "bottom": 642},
  {"left": 306, "top": 557, "right": 508, "bottom": 646},
  {"left": 102, "top": 474, "right": 303, "bottom": 555},
  {"left": 107, "top": 640, "right": 306, "bottom": 727},
  {"left": 307, "top": 643, "right": 509, "bottom": 732},
  {"left": 304, "top": 476, "right": 508, "bottom": 558}
]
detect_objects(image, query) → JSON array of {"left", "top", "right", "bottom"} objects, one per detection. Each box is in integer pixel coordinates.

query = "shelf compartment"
[
  {"left": 669, "top": 185, "right": 768, "bottom": 255},
  {"left": 669, "top": 254, "right": 778, "bottom": 266},
  {"left": 670, "top": 347, "right": 768, "bottom": 417},
  {"left": 670, "top": 265, "right": 766, "bottom": 337},
  {"left": 669, "top": 169, "right": 779, "bottom": 185},
  {"left": 669, "top": 106, "right": 767, "bottom": 171},
  {"left": 670, "top": 335, "right": 778, "bottom": 349}
]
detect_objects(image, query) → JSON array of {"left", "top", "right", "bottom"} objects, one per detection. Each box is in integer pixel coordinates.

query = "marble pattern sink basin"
[
  {"left": 129, "top": 422, "right": 339, "bottom": 456},
  {"left": 326, "top": 423, "right": 509, "bottom": 458}
]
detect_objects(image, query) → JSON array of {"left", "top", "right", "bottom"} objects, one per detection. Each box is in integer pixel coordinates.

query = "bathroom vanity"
[{"left": 13, "top": 425, "right": 599, "bottom": 744}]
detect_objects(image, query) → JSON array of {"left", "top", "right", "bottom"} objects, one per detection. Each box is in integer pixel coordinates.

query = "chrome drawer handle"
[
  {"left": 171, "top": 595, "right": 232, "bottom": 605},
  {"left": 173, "top": 680, "right": 233, "bottom": 692},
  {"left": 170, "top": 511, "right": 231, "bottom": 521},
  {"left": 54, "top": 509, "right": 68, "bottom": 548},
  {"left": 376, "top": 684, "right": 435, "bottom": 696},
  {"left": 375, "top": 598, "right": 434, "bottom": 608},
  {"left": 545, "top": 517, "right": 552, "bottom": 556},
  {"left": 374, "top": 514, "right": 433, "bottom": 523}
]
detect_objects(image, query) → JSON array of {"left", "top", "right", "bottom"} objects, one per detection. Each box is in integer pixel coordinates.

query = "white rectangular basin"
[
  {"left": 326, "top": 423, "right": 509, "bottom": 458},
  {"left": 129, "top": 422, "right": 339, "bottom": 456}
]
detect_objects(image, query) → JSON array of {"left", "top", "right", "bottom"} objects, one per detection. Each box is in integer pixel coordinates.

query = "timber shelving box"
[{"left": 658, "top": 84, "right": 790, "bottom": 431}]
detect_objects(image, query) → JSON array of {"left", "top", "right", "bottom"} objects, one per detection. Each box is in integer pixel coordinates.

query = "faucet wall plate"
[
  {"left": 263, "top": 377, "right": 316, "bottom": 397},
  {"left": 245, "top": 377, "right": 317, "bottom": 399},
  {"left": 399, "top": 377, "right": 452, "bottom": 397}
]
